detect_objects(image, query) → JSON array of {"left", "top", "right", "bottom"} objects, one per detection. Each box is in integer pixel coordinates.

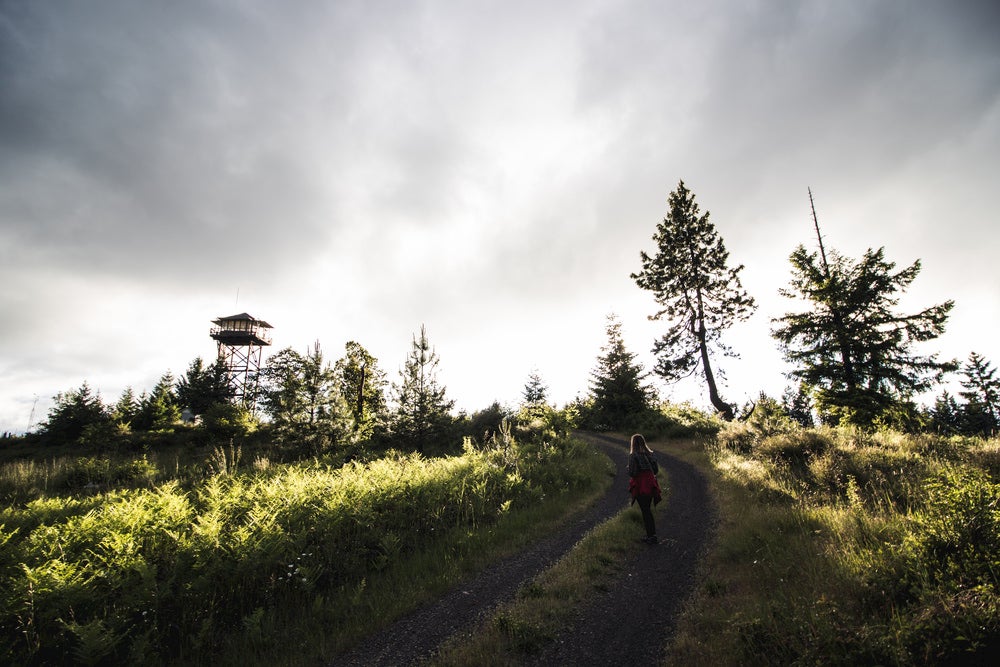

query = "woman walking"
[{"left": 627, "top": 433, "right": 662, "bottom": 544}]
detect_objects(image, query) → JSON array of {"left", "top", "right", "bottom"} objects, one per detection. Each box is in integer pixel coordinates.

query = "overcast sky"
[{"left": 2, "top": 0, "right": 998, "bottom": 433}]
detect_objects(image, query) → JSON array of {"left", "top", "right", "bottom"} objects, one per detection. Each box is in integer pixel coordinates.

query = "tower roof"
[{"left": 212, "top": 313, "right": 273, "bottom": 328}]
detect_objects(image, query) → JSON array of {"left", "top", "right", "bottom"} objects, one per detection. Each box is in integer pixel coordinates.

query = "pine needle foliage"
[
  {"left": 176, "top": 357, "right": 233, "bottom": 416},
  {"left": 41, "top": 383, "right": 111, "bottom": 445},
  {"left": 771, "top": 200, "right": 955, "bottom": 427},
  {"left": 959, "top": 352, "right": 1000, "bottom": 436},
  {"left": 587, "top": 314, "right": 654, "bottom": 430},
  {"left": 632, "top": 180, "right": 756, "bottom": 420},
  {"left": 521, "top": 371, "right": 549, "bottom": 408},
  {"left": 392, "top": 325, "right": 455, "bottom": 452}
]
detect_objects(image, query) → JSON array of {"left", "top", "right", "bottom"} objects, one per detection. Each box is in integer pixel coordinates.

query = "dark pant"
[{"left": 636, "top": 494, "right": 656, "bottom": 537}]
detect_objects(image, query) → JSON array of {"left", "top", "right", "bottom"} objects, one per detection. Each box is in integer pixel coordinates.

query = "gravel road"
[
  {"left": 333, "top": 432, "right": 714, "bottom": 666},
  {"left": 528, "top": 432, "right": 715, "bottom": 666}
]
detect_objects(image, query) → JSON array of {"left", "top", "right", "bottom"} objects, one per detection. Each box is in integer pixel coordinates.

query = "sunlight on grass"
[
  {"left": 667, "top": 428, "right": 1000, "bottom": 666},
  {"left": 0, "top": 429, "right": 611, "bottom": 665}
]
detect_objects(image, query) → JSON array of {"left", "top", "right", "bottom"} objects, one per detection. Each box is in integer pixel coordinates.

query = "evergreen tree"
[
  {"left": 781, "top": 383, "right": 815, "bottom": 427},
  {"left": 959, "top": 352, "right": 1000, "bottom": 435},
  {"left": 260, "top": 342, "right": 350, "bottom": 439},
  {"left": 111, "top": 386, "right": 139, "bottom": 427},
  {"left": 259, "top": 347, "right": 303, "bottom": 428},
  {"left": 468, "top": 401, "right": 510, "bottom": 441},
  {"left": 42, "top": 382, "right": 110, "bottom": 444},
  {"left": 334, "top": 341, "right": 388, "bottom": 438},
  {"left": 632, "top": 180, "right": 756, "bottom": 420},
  {"left": 771, "top": 191, "right": 955, "bottom": 426},
  {"left": 392, "top": 325, "right": 455, "bottom": 452},
  {"left": 588, "top": 314, "right": 654, "bottom": 429},
  {"left": 135, "top": 373, "right": 181, "bottom": 431},
  {"left": 175, "top": 357, "right": 233, "bottom": 416},
  {"left": 744, "top": 392, "right": 797, "bottom": 434},
  {"left": 929, "top": 391, "right": 962, "bottom": 435},
  {"left": 522, "top": 371, "right": 549, "bottom": 406}
]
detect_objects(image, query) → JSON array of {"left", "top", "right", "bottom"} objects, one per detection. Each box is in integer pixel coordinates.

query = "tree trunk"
[
  {"left": 698, "top": 320, "right": 734, "bottom": 421},
  {"left": 811, "top": 191, "right": 857, "bottom": 396},
  {"left": 692, "top": 286, "right": 734, "bottom": 421},
  {"left": 355, "top": 363, "right": 366, "bottom": 431}
]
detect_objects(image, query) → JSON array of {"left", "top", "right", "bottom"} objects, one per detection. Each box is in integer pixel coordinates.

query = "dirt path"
[
  {"left": 528, "top": 433, "right": 715, "bottom": 665},
  {"left": 333, "top": 432, "right": 714, "bottom": 666}
]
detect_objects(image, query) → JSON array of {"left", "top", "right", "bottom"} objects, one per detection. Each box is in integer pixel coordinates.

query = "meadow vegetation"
[
  {"left": 6, "top": 371, "right": 999, "bottom": 666},
  {"left": 408, "top": 402, "right": 1000, "bottom": 666},
  {"left": 0, "top": 414, "right": 609, "bottom": 666},
  {"left": 668, "top": 404, "right": 1000, "bottom": 666}
]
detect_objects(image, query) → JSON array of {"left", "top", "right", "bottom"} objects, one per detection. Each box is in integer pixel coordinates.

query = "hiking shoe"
[{"left": 643, "top": 535, "right": 659, "bottom": 545}]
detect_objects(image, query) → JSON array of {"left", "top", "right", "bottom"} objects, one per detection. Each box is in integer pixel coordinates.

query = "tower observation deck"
[{"left": 210, "top": 313, "right": 272, "bottom": 410}]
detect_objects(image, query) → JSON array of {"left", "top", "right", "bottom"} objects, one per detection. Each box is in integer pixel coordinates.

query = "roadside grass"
[
  {"left": 227, "top": 445, "right": 618, "bottom": 666},
  {"left": 431, "top": 434, "right": 666, "bottom": 666},
  {"left": 0, "top": 431, "right": 614, "bottom": 666},
  {"left": 665, "top": 426, "right": 1000, "bottom": 666},
  {"left": 0, "top": 427, "right": 329, "bottom": 507}
]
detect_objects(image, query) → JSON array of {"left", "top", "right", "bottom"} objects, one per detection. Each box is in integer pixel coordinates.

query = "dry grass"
[{"left": 665, "top": 428, "right": 1000, "bottom": 666}]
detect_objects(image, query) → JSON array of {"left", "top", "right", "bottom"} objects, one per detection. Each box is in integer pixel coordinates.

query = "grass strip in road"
[{"left": 430, "top": 508, "right": 649, "bottom": 666}]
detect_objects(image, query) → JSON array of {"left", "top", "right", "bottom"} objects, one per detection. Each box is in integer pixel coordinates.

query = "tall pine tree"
[
  {"left": 42, "top": 382, "right": 110, "bottom": 444},
  {"left": 929, "top": 391, "right": 963, "bottom": 435},
  {"left": 588, "top": 314, "right": 653, "bottom": 429},
  {"left": 522, "top": 371, "right": 549, "bottom": 407},
  {"left": 632, "top": 180, "right": 756, "bottom": 420},
  {"left": 111, "top": 386, "right": 139, "bottom": 428},
  {"left": 175, "top": 357, "right": 233, "bottom": 416},
  {"left": 135, "top": 373, "right": 181, "bottom": 431},
  {"left": 772, "top": 190, "right": 955, "bottom": 426},
  {"left": 334, "top": 341, "right": 388, "bottom": 438},
  {"left": 959, "top": 352, "right": 1000, "bottom": 435},
  {"left": 392, "top": 325, "right": 455, "bottom": 452}
]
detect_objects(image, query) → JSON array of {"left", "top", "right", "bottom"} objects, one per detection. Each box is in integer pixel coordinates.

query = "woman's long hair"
[{"left": 629, "top": 433, "right": 652, "bottom": 454}]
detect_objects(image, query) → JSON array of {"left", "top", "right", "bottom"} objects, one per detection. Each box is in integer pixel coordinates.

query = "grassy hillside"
[
  {"left": 0, "top": 422, "right": 611, "bottom": 665},
  {"left": 668, "top": 422, "right": 1000, "bottom": 665}
]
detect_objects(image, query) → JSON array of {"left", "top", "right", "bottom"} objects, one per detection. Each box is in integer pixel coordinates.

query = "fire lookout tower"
[{"left": 210, "top": 313, "right": 272, "bottom": 410}]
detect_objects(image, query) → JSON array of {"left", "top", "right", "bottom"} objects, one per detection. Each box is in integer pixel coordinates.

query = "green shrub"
[
  {"left": 55, "top": 456, "right": 158, "bottom": 493},
  {"left": 863, "top": 468, "right": 1000, "bottom": 664},
  {"left": 744, "top": 395, "right": 797, "bottom": 437},
  {"left": 639, "top": 402, "right": 722, "bottom": 440},
  {"left": 683, "top": 426, "right": 1000, "bottom": 666},
  {"left": 894, "top": 585, "right": 1000, "bottom": 665},
  {"left": 903, "top": 468, "right": 1000, "bottom": 590},
  {"left": 0, "top": 427, "right": 598, "bottom": 664},
  {"left": 203, "top": 403, "right": 258, "bottom": 440},
  {"left": 758, "top": 430, "right": 831, "bottom": 466},
  {"left": 963, "top": 439, "right": 1000, "bottom": 478}
]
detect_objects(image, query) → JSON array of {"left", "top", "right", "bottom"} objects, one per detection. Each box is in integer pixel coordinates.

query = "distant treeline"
[{"left": 14, "top": 183, "right": 1000, "bottom": 454}]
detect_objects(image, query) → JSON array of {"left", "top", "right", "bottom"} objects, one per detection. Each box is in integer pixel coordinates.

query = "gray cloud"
[
  {"left": 1, "top": 1, "right": 392, "bottom": 282},
  {"left": 2, "top": 0, "right": 998, "bottom": 430}
]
